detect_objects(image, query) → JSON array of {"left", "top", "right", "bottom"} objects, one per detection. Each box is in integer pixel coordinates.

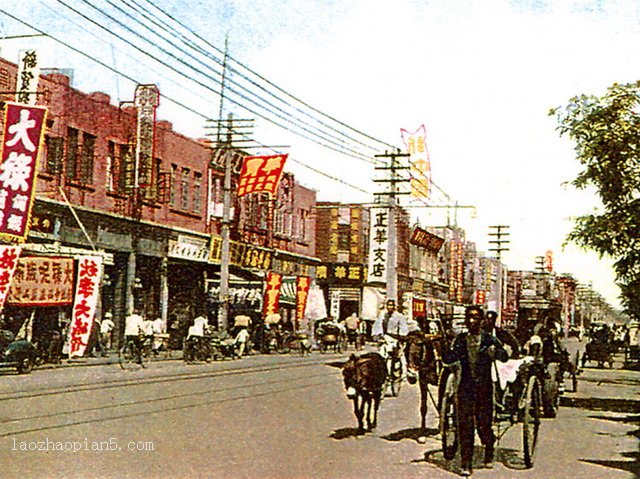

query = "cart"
[
  {"left": 582, "top": 340, "right": 616, "bottom": 368},
  {"left": 317, "top": 324, "right": 344, "bottom": 353},
  {"left": 439, "top": 357, "right": 543, "bottom": 468}
]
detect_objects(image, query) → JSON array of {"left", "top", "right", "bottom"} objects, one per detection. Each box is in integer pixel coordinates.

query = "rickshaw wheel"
[
  {"left": 440, "top": 372, "right": 458, "bottom": 460},
  {"left": 522, "top": 374, "right": 541, "bottom": 468}
]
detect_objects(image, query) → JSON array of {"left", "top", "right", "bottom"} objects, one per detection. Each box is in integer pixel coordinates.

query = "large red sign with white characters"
[{"left": 0, "top": 102, "right": 46, "bottom": 242}]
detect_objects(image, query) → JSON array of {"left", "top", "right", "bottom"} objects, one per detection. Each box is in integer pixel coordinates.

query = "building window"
[
  {"left": 300, "top": 209, "right": 309, "bottom": 241},
  {"left": 120, "top": 144, "right": 133, "bottom": 193},
  {"left": 193, "top": 172, "right": 202, "bottom": 213},
  {"left": 106, "top": 141, "right": 115, "bottom": 191},
  {"left": 180, "top": 168, "right": 190, "bottom": 210},
  {"left": 79, "top": 132, "right": 95, "bottom": 184},
  {"left": 169, "top": 164, "right": 177, "bottom": 206},
  {"left": 44, "top": 136, "right": 63, "bottom": 175},
  {"left": 65, "top": 127, "right": 79, "bottom": 181}
]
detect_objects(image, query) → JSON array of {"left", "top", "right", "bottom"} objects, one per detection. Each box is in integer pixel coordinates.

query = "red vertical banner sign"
[
  {"left": 0, "top": 245, "right": 21, "bottom": 311},
  {"left": 263, "top": 271, "right": 282, "bottom": 317},
  {"left": 0, "top": 102, "right": 46, "bottom": 242},
  {"left": 68, "top": 256, "right": 103, "bottom": 358},
  {"left": 295, "top": 276, "right": 311, "bottom": 322}
]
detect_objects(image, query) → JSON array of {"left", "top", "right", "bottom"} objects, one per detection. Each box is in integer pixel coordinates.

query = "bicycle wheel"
[
  {"left": 389, "top": 358, "right": 403, "bottom": 397},
  {"left": 522, "top": 374, "right": 541, "bottom": 468},
  {"left": 440, "top": 372, "right": 458, "bottom": 460}
]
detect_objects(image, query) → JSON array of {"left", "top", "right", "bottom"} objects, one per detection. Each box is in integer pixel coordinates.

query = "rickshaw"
[
  {"left": 317, "top": 322, "right": 345, "bottom": 353},
  {"left": 439, "top": 356, "right": 543, "bottom": 468}
]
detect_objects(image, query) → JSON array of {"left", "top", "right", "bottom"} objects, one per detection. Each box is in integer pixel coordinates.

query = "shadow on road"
[
  {"left": 329, "top": 427, "right": 366, "bottom": 439},
  {"left": 561, "top": 396, "right": 640, "bottom": 478},
  {"left": 414, "top": 445, "right": 530, "bottom": 475},
  {"left": 380, "top": 427, "right": 438, "bottom": 442}
]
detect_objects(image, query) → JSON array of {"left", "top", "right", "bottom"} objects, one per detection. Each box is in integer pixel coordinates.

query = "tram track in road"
[
  {"left": 0, "top": 356, "right": 345, "bottom": 439},
  {"left": 0, "top": 354, "right": 346, "bottom": 403}
]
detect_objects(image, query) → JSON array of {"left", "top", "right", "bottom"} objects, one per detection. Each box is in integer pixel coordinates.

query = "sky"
[{"left": 1, "top": 0, "right": 637, "bottom": 309}]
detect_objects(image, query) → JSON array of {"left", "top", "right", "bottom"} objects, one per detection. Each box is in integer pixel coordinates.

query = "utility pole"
[
  {"left": 488, "top": 225, "right": 510, "bottom": 325},
  {"left": 373, "top": 150, "right": 409, "bottom": 304}
]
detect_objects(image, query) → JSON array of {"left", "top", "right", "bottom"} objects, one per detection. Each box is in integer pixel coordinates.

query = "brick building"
[{"left": 0, "top": 56, "right": 318, "bottom": 350}]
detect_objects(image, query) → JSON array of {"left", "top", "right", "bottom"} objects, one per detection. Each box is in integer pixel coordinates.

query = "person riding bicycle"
[
  {"left": 124, "top": 310, "right": 145, "bottom": 364},
  {"left": 372, "top": 299, "right": 413, "bottom": 384},
  {"left": 186, "top": 314, "right": 209, "bottom": 359}
]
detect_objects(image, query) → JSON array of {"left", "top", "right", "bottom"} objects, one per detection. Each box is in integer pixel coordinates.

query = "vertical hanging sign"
[
  {"left": 263, "top": 271, "right": 282, "bottom": 317},
  {"left": 367, "top": 207, "right": 389, "bottom": 283},
  {"left": 295, "top": 276, "right": 311, "bottom": 322},
  {"left": 15, "top": 50, "right": 40, "bottom": 105},
  {"left": 134, "top": 84, "right": 159, "bottom": 195},
  {"left": 68, "top": 256, "right": 103, "bottom": 358},
  {"left": 0, "top": 246, "right": 21, "bottom": 311},
  {"left": 401, "top": 124, "right": 431, "bottom": 199},
  {"left": 0, "top": 102, "right": 47, "bottom": 242}
]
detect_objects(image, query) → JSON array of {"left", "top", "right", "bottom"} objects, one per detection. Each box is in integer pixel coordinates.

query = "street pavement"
[{"left": 0, "top": 347, "right": 636, "bottom": 479}]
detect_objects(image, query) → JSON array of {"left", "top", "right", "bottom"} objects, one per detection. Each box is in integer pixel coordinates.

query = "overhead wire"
[
  {"left": 53, "top": 0, "right": 377, "bottom": 164},
  {"left": 0, "top": 7, "right": 372, "bottom": 195},
  {"left": 0, "top": 3, "right": 459, "bottom": 206},
  {"left": 134, "top": 0, "right": 396, "bottom": 152}
]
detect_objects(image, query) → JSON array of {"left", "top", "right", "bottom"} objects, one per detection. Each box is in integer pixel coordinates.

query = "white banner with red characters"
[
  {"left": 237, "top": 154, "right": 288, "bottom": 198},
  {"left": 263, "top": 271, "right": 282, "bottom": 317},
  {"left": 0, "top": 245, "right": 21, "bottom": 311},
  {"left": 401, "top": 124, "right": 431, "bottom": 199},
  {"left": 0, "top": 102, "right": 46, "bottom": 242},
  {"left": 295, "top": 276, "right": 311, "bottom": 322},
  {"left": 68, "top": 256, "right": 103, "bottom": 358}
]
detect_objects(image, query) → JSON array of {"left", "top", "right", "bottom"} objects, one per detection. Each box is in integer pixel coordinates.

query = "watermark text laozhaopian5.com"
[{"left": 11, "top": 437, "right": 155, "bottom": 452}]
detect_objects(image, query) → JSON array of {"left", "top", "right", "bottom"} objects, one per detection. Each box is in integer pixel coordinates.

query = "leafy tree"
[{"left": 550, "top": 81, "right": 640, "bottom": 318}]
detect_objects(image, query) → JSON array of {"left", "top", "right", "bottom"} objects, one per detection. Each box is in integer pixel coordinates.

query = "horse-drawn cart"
[{"left": 439, "top": 357, "right": 543, "bottom": 468}]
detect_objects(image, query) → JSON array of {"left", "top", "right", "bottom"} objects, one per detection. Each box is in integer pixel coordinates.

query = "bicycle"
[{"left": 119, "top": 336, "right": 147, "bottom": 370}]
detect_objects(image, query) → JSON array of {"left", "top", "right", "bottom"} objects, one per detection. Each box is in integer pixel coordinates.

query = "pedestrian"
[
  {"left": 482, "top": 310, "right": 520, "bottom": 358},
  {"left": 152, "top": 316, "right": 166, "bottom": 354},
  {"left": 100, "top": 312, "right": 115, "bottom": 357},
  {"left": 234, "top": 326, "right": 250, "bottom": 357},
  {"left": 442, "top": 305, "right": 508, "bottom": 476}
]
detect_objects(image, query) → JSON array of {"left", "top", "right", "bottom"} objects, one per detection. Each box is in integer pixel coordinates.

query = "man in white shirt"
[
  {"left": 124, "top": 311, "right": 144, "bottom": 363},
  {"left": 372, "top": 300, "right": 411, "bottom": 385},
  {"left": 100, "top": 312, "right": 115, "bottom": 356}
]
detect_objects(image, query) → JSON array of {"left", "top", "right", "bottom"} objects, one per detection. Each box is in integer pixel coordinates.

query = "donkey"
[{"left": 342, "top": 352, "right": 387, "bottom": 433}]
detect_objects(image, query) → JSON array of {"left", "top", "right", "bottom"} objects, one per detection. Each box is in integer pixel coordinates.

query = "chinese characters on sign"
[
  {"left": 68, "top": 256, "right": 103, "bottom": 358},
  {"left": 401, "top": 124, "right": 431, "bottom": 199},
  {"left": 0, "top": 102, "right": 47, "bottom": 242},
  {"left": 237, "top": 154, "right": 288, "bottom": 197},
  {"left": 134, "top": 84, "right": 159, "bottom": 193},
  {"left": 474, "top": 289, "right": 487, "bottom": 305},
  {"left": 410, "top": 227, "right": 444, "bottom": 254},
  {"left": 15, "top": 50, "right": 40, "bottom": 105},
  {"left": 448, "top": 241, "right": 464, "bottom": 303},
  {"left": 295, "top": 276, "right": 310, "bottom": 322},
  {"left": 209, "top": 234, "right": 273, "bottom": 270},
  {"left": 0, "top": 246, "right": 21, "bottom": 310},
  {"left": 366, "top": 207, "right": 389, "bottom": 283},
  {"left": 263, "top": 271, "right": 282, "bottom": 317},
  {"left": 168, "top": 235, "right": 209, "bottom": 262},
  {"left": 7, "top": 256, "right": 74, "bottom": 306}
]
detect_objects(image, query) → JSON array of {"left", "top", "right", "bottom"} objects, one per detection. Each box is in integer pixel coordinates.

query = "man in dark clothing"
[
  {"left": 443, "top": 306, "right": 508, "bottom": 477},
  {"left": 483, "top": 310, "right": 521, "bottom": 358}
]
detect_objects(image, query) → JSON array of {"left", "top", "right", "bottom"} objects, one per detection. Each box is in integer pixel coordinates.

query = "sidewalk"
[{"left": 37, "top": 349, "right": 184, "bottom": 369}]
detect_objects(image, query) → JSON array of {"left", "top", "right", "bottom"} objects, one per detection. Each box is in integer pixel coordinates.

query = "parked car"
[{"left": 0, "top": 330, "right": 37, "bottom": 374}]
